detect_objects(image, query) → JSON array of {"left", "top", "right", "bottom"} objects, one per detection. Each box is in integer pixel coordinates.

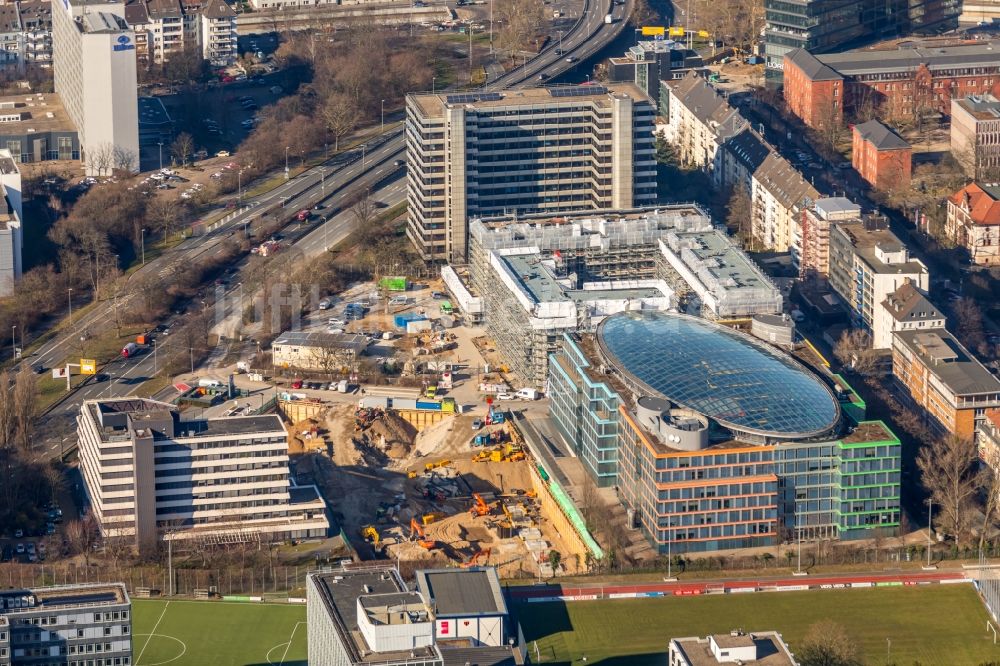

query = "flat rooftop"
[
  {"left": 311, "top": 569, "right": 440, "bottom": 664},
  {"left": 502, "top": 253, "right": 665, "bottom": 305},
  {"left": 415, "top": 568, "right": 507, "bottom": 617},
  {"left": 0, "top": 584, "right": 129, "bottom": 613},
  {"left": 0, "top": 93, "right": 76, "bottom": 136},
  {"left": 955, "top": 94, "right": 1000, "bottom": 120},
  {"left": 79, "top": 11, "right": 128, "bottom": 33},
  {"left": 410, "top": 82, "right": 650, "bottom": 118},
  {"left": 88, "top": 398, "right": 286, "bottom": 440},
  {"left": 672, "top": 632, "right": 795, "bottom": 666},
  {"left": 817, "top": 41, "right": 1000, "bottom": 76},
  {"left": 664, "top": 229, "right": 779, "bottom": 296},
  {"left": 273, "top": 330, "right": 370, "bottom": 353},
  {"left": 836, "top": 224, "right": 926, "bottom": 275},
  {"left": 841, "top": 420, "right": 896, "bottom": 445},
  {"left": 895, "top": 329, "right": 1000, "bottom": 397}
]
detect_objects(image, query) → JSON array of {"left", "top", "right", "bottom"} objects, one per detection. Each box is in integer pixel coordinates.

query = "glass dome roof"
[{"left": 598, "top": 312, "right": 840, "bottom": 438}]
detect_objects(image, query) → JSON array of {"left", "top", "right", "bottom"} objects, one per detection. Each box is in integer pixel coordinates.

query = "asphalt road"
[{"left": 33, "top": 0, "right": 634, "bottom": 451}]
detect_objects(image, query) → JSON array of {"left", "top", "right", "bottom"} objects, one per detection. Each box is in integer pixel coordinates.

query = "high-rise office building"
[
  {"left": 52, "top": 0, "right": 139, "bottom": 174},
  {"left": 77, "top": 398, "right": 330, "bottom": 553},
  {"left": 763, "top": 0, "right": 961, "bottom": 77},
  {"left": 405, "top": 83, "right": 657, "bottom": 263}
]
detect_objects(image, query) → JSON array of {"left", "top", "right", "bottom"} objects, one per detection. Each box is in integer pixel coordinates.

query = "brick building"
[
  {"left": 946, "top": 182, "right": 1000, "bottom": 265},
  {"left": 784, "top": 43, "right": 1000, "bottom": 129},
  {"left": 852, "top": 120, "right": 911, "bottom": 192}
]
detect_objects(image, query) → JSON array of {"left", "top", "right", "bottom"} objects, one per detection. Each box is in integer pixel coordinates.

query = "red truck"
[
  {"left": 296, "top": 209, "right": 310, "bottom": 222},
  {"left": 121, "top": 342, "right": 139, "bottom": 358}
]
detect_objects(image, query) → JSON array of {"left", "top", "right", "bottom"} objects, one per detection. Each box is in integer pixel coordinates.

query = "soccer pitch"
[
  {"left": 132, "top": 599, "right": 307, "bottom": 666},
  {"left": 516, "top": 585, "right": 998, "bottom": 665}
]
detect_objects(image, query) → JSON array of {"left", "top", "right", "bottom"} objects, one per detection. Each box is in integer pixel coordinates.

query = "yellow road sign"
[
  {"left": 80, "top": 359, "right": 97, "bottom": 375},
  {"left": 641, "top": 26, "right": 665, "bottom": 36},
  {"left": 668, "top": 26, "right": 685, "bottom": 37}
]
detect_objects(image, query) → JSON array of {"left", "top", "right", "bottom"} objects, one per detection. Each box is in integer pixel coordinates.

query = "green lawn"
[
  {"left": 517, "top": 585, "right": 998, "bottom": 665},
  {"left": 133, "top": 599, "right": 306, "bottom": 666}
]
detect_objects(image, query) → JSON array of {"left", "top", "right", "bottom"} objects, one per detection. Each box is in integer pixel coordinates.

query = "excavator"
[
  {"left": 424, "top": 459, "right": 452, "bottom": 472},
  {"left": 461, "top": 547, "right": 492, "bottom": 568},
  {"left": 469, "top": 492, "right": 491, "bottom": 517},
  {"left": 409, "top": 517, "right": 438, "bottom": 549},
  {"left": 360, "top": 525, "right": 381, "bottom": 548}
]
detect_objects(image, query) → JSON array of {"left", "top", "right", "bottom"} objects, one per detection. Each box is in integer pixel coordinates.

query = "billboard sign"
[
  {"left": 668, "top": 26, "right": 685, "bottom": 37},
  {"left": 80, "top": 359, "right": 97, "bottom": 375}
]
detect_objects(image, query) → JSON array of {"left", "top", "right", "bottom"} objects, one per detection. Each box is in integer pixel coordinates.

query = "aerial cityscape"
[{"left": 3, "top": 0, "right": 1000, "bottom": 663}]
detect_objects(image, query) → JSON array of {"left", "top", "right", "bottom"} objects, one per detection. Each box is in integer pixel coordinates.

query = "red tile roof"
[{"left": 950, "top": 183, "right": 1000, "bottom": 226}]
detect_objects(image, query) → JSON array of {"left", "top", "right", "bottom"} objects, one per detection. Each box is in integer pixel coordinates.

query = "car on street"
[
  {"left": 565, "top": 56, "right": 578, "bottom": 63},
  {"left": 394, "top": 159, "right": 404, "bottom": 167},
  {"left": 15, "top": 543, "right": 24, "bottom": 554},
  {"left": 496, "top": 393, "right": 515, "bottom": 400},
  {"left": 95, "top": 373, "right": 109, "bottom": 382},
  {"left": 216, "top": 150, "right": 231, "bottom": 157},
  {"left": 291, "top": 379, "right": 303, "bottom": 389},
  {"left": 14, "top": 529, "right": 22, "bottom": 538},
  {"left": 472, "top": 419, "right": 483, "bottom": 430}
]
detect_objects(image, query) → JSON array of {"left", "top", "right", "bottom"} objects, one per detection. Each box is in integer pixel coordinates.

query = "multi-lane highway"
[{"left": 33, "top": 0, "right": 634, "bottom": 449}]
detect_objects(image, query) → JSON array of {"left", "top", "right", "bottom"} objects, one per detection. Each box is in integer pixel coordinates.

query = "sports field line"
[
  {"left": 139, "top": 598, "right": 299, "bottom": 607},
  {"left": 135, "top": 600, "right": 170, "bottom": 666},
  {"left": 278, "top": 621, "right": 305, "bottom": 665}
]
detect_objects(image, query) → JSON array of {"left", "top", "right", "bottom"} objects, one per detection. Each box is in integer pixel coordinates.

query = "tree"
[
  {"left": 321, "top": 93, "right": 358, "bottom": 152},
  {"left": 725, "top": 187, "right": 753, "bottom": 248},
  {"left": 547, "top": 549, "right": 562, "bottom": 573},
  {"left": 87, "top": 143, "right": 114, "bottom": 177},
  {"left": 833, "top": 329, "right": 879, "bottom": 376},
  {"left": 112, "top": 145, "right": 137, "bottom": 174},
  {"left": 952, "top": 297, "right": 986, "bottom": 352},
  {"left": 917, "top": 434, "right": 985, "bottom": 548},
  {"left": 12, "top": 365, "right": 36, "bottom": 452},
  {"left": 495, "top": 0, "right": 545, "bottom": 61},
  {"left": 797, "top": 620, "right": 862, "bottom": 666},
  {"left": 171, "top": 132, "right": 195, "bottom": 166},
  {"left": 65, "top": 513, "right": 102, "bottom": 566},
  {"left": 350, "top": 189, "right": 377, "bottom": 233}
]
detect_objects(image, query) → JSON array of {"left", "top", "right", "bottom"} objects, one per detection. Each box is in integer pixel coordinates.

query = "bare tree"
[
  {"left": 111, "top": 145, "right": 137, "bottom": 174},
  {"left": 725, "top": 187, "right": 753, "bottom": 248},
  {"left": 65, "top": 514, "right": 102, "bottom": 567},
  {"left": 917, "top": 434, "right": 985, "bottom": 548},
  {"left": 952, "top": 297, "right": 986, "bottom": 352},
  {"left": 833, "top": 329, "right": 879, "bottom": 376},
  {"left": 797, "top": 620, "right": 861, "bottom": 666},
  {"left": 350, "top": 189, "right": 377, "bottom": 232},
  {"left": 321, "top": 93, "right": 358, "bottom": 152},
  {"left": 88, "top": 143, "right": 114, "bottom": 177},
  {"left": 495, "top": 0, "right": 545, "bottom": 61},
  {"left": 12, "top": 365, "right": 35, "bottom": 452},
  {"left": 170, "top": 132, "right": 195, "bottom": 166}
]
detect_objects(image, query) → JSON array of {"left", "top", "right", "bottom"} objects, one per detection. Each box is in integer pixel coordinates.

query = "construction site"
[
  {"left": 288, "top": 396, "right": 591, "bottom": 578},
  {"left": 463, "top": 205, "right": 783, "bottom": 389}
]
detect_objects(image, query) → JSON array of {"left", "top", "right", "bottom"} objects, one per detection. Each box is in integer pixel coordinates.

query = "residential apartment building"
[
  {"left": 952, "top": 94, "right": 1000, "bottom": 181},
  {"left": 606, "top": 40, "right": 705, "bottom": 102},
  {"left": 307, "top": 565, "right": 517, "bottom": 666},
  {"left": 718, "top": 128, "right": 771, "bottom": 196},
  {"left": 19, "top": 0, "right": 52, "bottom": 67},
  {"left": 405, "top": 84, "right": 657, "bottom": 263},
  {"left": 663, "top": 73, "right": 748, "bottom": 184},
  {"left": 828, "top": 218, "right": 929, "bottom": 348},
  {"left": 0, "top": 5, "right": 22, "bottom": 68},
  {"left": 763, "top": 0, "right": 960, "bottom": 76},
  {"left": 750, "top": 152, "right": 819, "bottom": 253},
  {"left": 852, "top": 119, "right": 911, "bottom": 192},
  {"left": 126, "top": 0, "right": 234, "bottom": 67},
  {"left": 876, "top": 280, "right": 945, "bottom": 350},
  {"left": 76, "top": 398, "right": 330, "bottom": 552},
  {"left": 0, "top": 584, "right": 131, "bottom": 666},
  {"left": 549, "top": 312, "right": 901, "bottom": 552},
  {"left": 946, "top": 182, "right": 1000, "bottom": 266},
  {"left": 892, "top": 328, "right": 1000, "bottom": 438},
  {"left": 784, "top": 43, "right": 1000, "bottom": 129},
  {"left": 52, "top": 0, "right": 139, "bottom": 175},
  {"left": 798, "top": 197, "right": 861, "bottom": 276}
]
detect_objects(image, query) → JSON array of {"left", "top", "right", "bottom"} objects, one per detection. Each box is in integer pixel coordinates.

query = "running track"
[{"left": 506, "top": 570, "right": 971, "bottom": 602}]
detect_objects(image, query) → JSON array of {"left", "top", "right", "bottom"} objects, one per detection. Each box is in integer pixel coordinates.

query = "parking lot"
[{"left": 0, "top": 503, "right": 63, "bottom": 564}]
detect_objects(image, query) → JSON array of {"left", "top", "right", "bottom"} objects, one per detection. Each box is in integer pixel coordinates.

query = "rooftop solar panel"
[
  {"left": 550, "top": 86, "right": 607, "bottom": 97},
  {"left": 446, "top": 92, "right": 503, "bottom": 104}
]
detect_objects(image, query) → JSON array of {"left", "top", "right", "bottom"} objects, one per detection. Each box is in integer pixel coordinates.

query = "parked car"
[
  {"left": 216, "top": 150, "right": 231, "bottom": 157},
  {"left": 472, "top": 419, "right": 483, "bottom": 430}
]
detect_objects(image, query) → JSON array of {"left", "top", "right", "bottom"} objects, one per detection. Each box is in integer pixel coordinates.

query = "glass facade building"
[{"left": 548, "top": 312, "right": 901, "bottom": 553}]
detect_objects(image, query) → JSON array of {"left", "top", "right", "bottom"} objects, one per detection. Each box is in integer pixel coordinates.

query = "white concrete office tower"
[
  {"left": 405, "top": 83, "right": 658, "bottom": 263},
  {"left": 52, "top": 0, "right": 138, "bottom": 175},
  {"left": 76, "top": 398, "right": 330, "bottom": 553},
  {"left": 0, "top": 150, "right": 22, "bottom": 297}
]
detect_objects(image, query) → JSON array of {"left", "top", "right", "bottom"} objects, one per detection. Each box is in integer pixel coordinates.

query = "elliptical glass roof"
[{"left": 598, "top": 312, "right": 840, "bottom": 439}]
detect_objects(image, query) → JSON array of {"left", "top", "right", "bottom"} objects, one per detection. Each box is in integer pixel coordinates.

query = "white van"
[
  {"left": 515, "top": 388, "right": 540, "bottom": 400},
  {"left": 318, "top": 298, "right": 332, "bottom": 310}
]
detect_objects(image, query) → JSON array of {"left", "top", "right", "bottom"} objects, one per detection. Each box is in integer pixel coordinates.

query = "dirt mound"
[{"left": 366, "top": 411, "right": 417, "bottom": 452}]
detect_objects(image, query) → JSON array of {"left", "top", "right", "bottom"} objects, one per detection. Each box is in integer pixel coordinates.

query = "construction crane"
[
  {"left": 470, "top": 492, "right": 491, "bottom": 517},
  {"left": 461, "top": 547, "right": 492, "bottom": 568},
  {"left": 410, "top": 518, "right": 437, "bottom": 549}
]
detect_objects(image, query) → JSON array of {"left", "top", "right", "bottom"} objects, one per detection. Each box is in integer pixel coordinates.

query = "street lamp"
[
  {"left": 238, "top": 168, "right": 243, "bottom": 205},
  {"left": 140, "top": 228, "right": 146, "bottom": 265},
  {"left": 284, "top": 146, "right": 290, "bottom": 179},
  {"left": 10, "top": 325, "right": 15, "bottom": 360},
  {"left": 157, "top": 142, "right": 163, "bottom": 171},
  {"left": 432, "top": 76, "right": 436, "bottom": 94},
  {"left": 67, "top": 288, "right": 73, "bottom": 327},
  {"left": 381, "top": 99, "right": 385, "bottom": 132}
]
